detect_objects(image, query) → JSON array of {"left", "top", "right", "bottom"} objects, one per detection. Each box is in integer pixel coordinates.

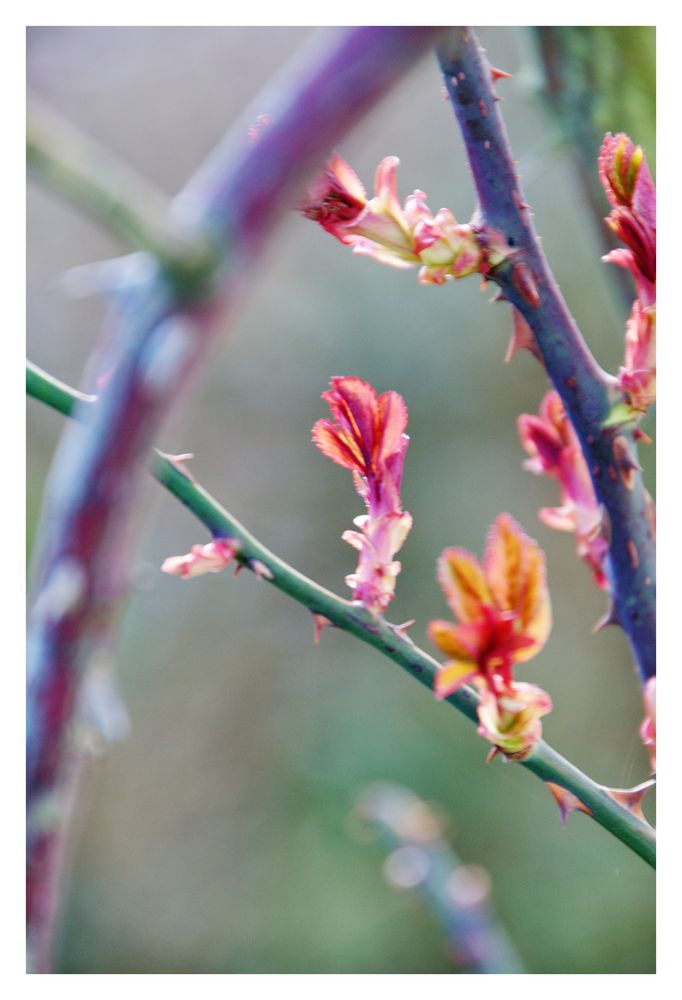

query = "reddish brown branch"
[
  {"left": 437, "top": 28, "right": 655, "bottom": 683},
  {"left": 26, "top": 27, "right": 447, "bottom": 971}
]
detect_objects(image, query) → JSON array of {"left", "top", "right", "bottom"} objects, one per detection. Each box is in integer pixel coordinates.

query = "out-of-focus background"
[{"left": 27, "top": 26, "right": 655, "bottom": 974}]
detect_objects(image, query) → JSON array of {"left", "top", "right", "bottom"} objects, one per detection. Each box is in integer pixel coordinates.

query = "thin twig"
[
  {"left": 355, "top": 783, "right": 525, "bottom": 973},
  {"left": 438, "top": 29, "right": 655, "bottom": 684},
  {"left": 27, "top": 361, "right": 657, "bottom": 869}
]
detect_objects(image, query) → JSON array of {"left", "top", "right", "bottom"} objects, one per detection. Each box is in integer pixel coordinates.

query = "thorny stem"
[
  {"left": 437, "top": 29, "right": 655, "bottom": 685},
  {"left": 28, "top": 361, "right": 656, "bottom": 870},
  {"left": 25, "top": 27, "right": 449, "bottom": 972}
]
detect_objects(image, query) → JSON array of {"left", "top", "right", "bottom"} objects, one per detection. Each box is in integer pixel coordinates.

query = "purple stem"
[
  {"left": 26, "top": 26, "right": 448, "bottom": 971},
  {"left": 437, "top": 28, "right": 655, "bottom": 684}
]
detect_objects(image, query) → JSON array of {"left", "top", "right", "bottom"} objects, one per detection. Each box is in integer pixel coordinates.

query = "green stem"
[
  {"left": 26, "top": 361, "right": 94, "bottom": 417},
  {"left": 27, "top": 361, "right": 656, "bottom": 868}
]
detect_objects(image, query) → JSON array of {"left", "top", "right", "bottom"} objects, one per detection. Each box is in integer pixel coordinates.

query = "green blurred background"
[{"left": 27, "top": 26, "right": 655, "bottom": 973}]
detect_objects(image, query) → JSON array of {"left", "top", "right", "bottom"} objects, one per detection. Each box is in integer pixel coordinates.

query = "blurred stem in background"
[
  {"left": 354, "top": 783, "right": 525, "bottom": 973},
  {"left": 26, "top": 101, "right": 220, "bottom": 298},
  {"left": 25, "top": 28, "right": 449, "bottom": 973},
  {"left": 531, "top": 26, "right": 655, "bottom": 304}
]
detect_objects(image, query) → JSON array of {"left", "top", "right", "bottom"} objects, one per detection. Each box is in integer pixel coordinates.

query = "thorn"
[
  {"left": 484, "top": 746, "right": 502, "bottom": 764},
  {"left": 645, "top": 492, "right": 656, "bottom": 540},
  {"left": 546, "top": 783, "right": 592, "bottom": 825},
  {"left": 613, "top": 435, "right": 642, "bottom": 490},
  {"left": 312, "top": 613, "right": 333, "bottom": 644},
  {"left": 633, "top": 427, "right": 653, "bottom": 445},
  {"left": 491, "top": 66, "right": 513, "bottom": 83},
  {"left": 490, "top": 290, "right": 507, "bottom": 304},
  {"left": 512, "top": 190, "right": 531, "bottom": 211},
  {"left": 232, "top": 563, "right": 243, "bottom": 577},
  {"left": 592, "top": 601, "right": 621, "bottom": 633},
  {"left": 602, "top": 779, "right": 656, "bottom": 825},
  {"left": 627, "top": 539, "right": 640, "bottom": 569},
  {"left": 250, "top": 559, "right": 274, "bottom": 581},
  {"left": 389, "top": 619, "right": 417, "bottom": 646},
  {"left": 158, "top": 452, "right": 197, "bottom": 483},
  {"left": 512, "top": 262, "right": 540, "bottom": 307},
  {"left": 505, "top": 307, "right": 542, "bottom": 363}
]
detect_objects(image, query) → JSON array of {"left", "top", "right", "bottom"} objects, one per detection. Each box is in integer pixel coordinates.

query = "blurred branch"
[
  {"left": 532, "top": 27, "right": 655, "bottom": 172},
  {"left": 438, "top": 28, "right": 655, "bottom": 685},
  {"left": 531, "top": 27, "right": 655, "bottom": 305},
  {"left": 27, "top": 361, "right": 657, "bottom": 871},
  {"left": 25, "top": 27, "right": 448, "bottom": 972},
  {"left": 355, "top": 783, "right": 525, "bottom": 973},
  {"left": 27, "top": 101, "right": 220, "bottom": 298}
]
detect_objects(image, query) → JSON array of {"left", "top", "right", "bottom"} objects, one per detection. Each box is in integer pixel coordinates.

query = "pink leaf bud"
[
  {"left": 312, "top": 377, "right": 412, "bottom": 614},
  {"left": 475, "top": 681, "right": 553, "bottom": 759},
  {"left": 518, "top": 392, "right": 609, "bottom": 590},
  {"left": 640, "top": 677, "right": 656, "bottom": 773},
  {"left": 302, "top": 153, "right": 487, "bottom": 283},
  {"left": 430, "top": 514, "right": 552, "bottom": 704},
  {"left": 599, "top": 133, "right": 656, "bottom": 420},
  {"left": 161, "top": 538, "right": 239, "bottom": 579}
]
